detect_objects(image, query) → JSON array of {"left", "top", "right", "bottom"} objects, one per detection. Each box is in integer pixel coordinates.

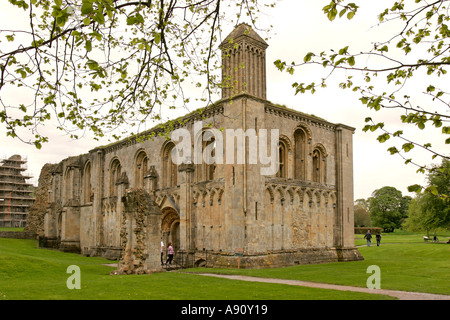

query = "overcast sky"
[{"left": 1, "top": 0, "right": 447, "bottom": 200}]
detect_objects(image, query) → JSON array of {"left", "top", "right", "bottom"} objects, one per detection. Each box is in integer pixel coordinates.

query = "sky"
[{"left": 1, "top": 0, "right": 448, "bottom": 200}]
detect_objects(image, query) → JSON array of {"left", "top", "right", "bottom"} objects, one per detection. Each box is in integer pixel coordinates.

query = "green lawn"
[
  {"left": 0, "top": 238, "right": 392, "bottom": 300},
  {"left": 190, "top": 232, "right": 450, "bottom": 296},
  {"left": 0, "top": 227, "right": 25, "bottom": 232},
  {"left": 354, "top": 229, "right": 450, "bottom": 246},
  {"left": 1, "top": 233, "right": 449, "bottom": 300}
]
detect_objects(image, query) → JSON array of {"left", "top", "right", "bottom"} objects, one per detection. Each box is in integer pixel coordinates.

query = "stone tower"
[{"left": 219, "top": 23, "right": 268, "bottom": 100}]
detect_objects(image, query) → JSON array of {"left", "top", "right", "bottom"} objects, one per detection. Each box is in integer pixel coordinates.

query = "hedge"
[{"left": 354, "top": 227, "right": 382, "bottom": 235}]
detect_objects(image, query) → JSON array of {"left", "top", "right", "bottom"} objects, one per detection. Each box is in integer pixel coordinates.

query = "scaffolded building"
[{"left": 0, "top": 155, "right": 35, "bottom": 228}]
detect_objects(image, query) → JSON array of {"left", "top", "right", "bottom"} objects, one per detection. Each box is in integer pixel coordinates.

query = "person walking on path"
[
  {"left": 376, "top": 232, "right": 382, "bottom": 246},
  {"left": 165, "top": 242, "right": 174, "bottom": 266},
  {"left": 364, "top": 230, "right": 372, "bottom": 247}
]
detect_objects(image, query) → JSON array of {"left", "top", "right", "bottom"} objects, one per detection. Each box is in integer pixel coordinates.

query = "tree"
[
  {"left": 275, "top": 0, "right": 450, "bottom": 187},
  {"left": 404, "top": 159, "right": 450, "bottom": 232},
  {"left": 369, "top": 186, "right": 410, "bottom": 232},
  {"left": 354, "top": 203, "right": 371, "bottom": 227},
  {"left": 0, "top": 0, "right": 275, "bottom": 148}
]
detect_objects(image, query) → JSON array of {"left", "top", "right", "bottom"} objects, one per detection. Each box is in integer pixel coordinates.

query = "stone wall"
[
  {"left": 0, "top": 231, "right": 36, "bottom": 239},
  {"left": 25, "top": 163, "right": 57, "bottom": 236}
]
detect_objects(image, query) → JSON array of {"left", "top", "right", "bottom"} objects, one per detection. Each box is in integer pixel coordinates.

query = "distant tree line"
[{"left": 355, "top": 159, "right": 450, "bottom": 234}]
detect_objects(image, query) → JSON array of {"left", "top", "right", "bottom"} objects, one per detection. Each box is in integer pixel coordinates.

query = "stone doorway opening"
[{"left": 161, "top": 207, "right": 180, "bottom": 253}]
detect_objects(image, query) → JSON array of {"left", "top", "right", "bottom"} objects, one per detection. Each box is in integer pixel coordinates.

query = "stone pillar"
[
  {"left": 178, "top": 162, "right": 195, "bottom": 259},
  {"left": 93, "top": 149, "right": 105, "bottom": 248},
  {"left": 145, "top": 201, "right": 162, "bottom": 270},
  {"left": 115, "top": 172, "right": 129, "bottom": 247}
]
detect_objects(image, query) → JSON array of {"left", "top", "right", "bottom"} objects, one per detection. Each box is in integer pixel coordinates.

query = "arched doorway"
[{"left": 161, "top": 207, "right": 180, "bottom": 253}]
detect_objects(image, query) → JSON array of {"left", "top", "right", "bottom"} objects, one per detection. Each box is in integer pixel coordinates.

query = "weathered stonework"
[
  {"left": 38, "top": 23, "right": 363, "bottom": 272},
  {"left": 25, "top": 163, "right": 57, "bottom": 236},
  {"left": 117, "top": 188, "right": 161, "bottom": 274}
]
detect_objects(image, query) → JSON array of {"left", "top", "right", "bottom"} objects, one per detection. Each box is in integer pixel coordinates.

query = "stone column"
[
  {"left": 145, "top": 201, "right": 162, "bottom": 270},
  {"left": 115, "top": 172, "right": 129, "bottom": 247},
  {"left": 178, "top": 162, "right": 195, "bottom": 258},
  {"left": 334, "top": 127, "right": 344, "bottom": 249},
  {"left": 93, "top": 149, "right": 105, "bottom": 249}
]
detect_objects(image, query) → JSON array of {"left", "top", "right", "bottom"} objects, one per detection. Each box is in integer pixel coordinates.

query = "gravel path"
[{"left": 195, "top": 273, "right": 450, "bottom": 300}]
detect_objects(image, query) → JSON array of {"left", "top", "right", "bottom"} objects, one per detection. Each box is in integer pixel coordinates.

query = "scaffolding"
[{"left": 0, "top": 155, "right": 35, "bottom": 228}]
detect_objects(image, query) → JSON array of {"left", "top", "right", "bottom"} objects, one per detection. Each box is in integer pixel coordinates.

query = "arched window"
[
  {"left": 135, "top": 150, "right": 148, "bottom": 188},
  {"left": 64, "top": 167, "right": 72, "bottom": 203},
  {"left": 110, "top": 159, "right": 121, "bottom": 197},
  {"left": 312, "top": 145, "right": 327, "bottom": 184},
  {"left": 162, "top": 142, "right": 178, "bottom": 188},
  {"left": 83, "top": 161, "right": 92, "bottom": 203},
  {"left": 196, "top": 130, "right": 217, "bottom": 182},
  {"left": 205, "top": 136, "right": 216, "bottom": 181},
  {"left": 276, "top": 140, "right": 287, "bottom": 178},
  {"left": 294, "top": 128, "right": 307, "bottom": 180}
]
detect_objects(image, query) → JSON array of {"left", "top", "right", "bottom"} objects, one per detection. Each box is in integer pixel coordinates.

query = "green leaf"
[
  {"left": 127, "top": 16, "right": 137, "bottom": 25},
  {"left": 339, "top": 46, "right": 349, "bottom": 55},
  {"left": 377, "top": 133, "right": 390, "bottom": 143},
  {"left": 83, "top": 17, "right": 90, "bottom": 26},
  {"left": 94, "top": 10, "right": 105, "bottom": 25},
  {"left": 85, "top": 40, "right": 92, "bottom": 52},
  {"left": 154, "top": 32, "right": 161, "bottom": 44},
  {"left": 348, "top": 56, "right": 355, "bottom": 66},
  {"left": 328, "top": 8, "right": 338, "bottom": 21},
  {"left": 81, "top": 1, "right": 93, "bottom": 15},
  {"left": 387, "top": 147, "right": 399, "bottom": 155},
  {"left": 426, "top": 185, "right": 439, "bottom": 196},
  {"left": 402, "top": 143, "right": 414, "bottom": 152},
  {"left": 304, "top": 52, "right": 314, "bottom": 63},
  {"left": 407, "top": 184, "right": 422, "bottom": 193}
]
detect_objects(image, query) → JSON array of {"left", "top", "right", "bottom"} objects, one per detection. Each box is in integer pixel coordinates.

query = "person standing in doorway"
[
  {"left": 166, "top": 242, "right": 174, "bottom": 266},
  {"left": 161, "top": 239, "right": 165, "bottom": 266},
  {"left": 376, "top": 232, "right": 382, "bottom": 246},
  {"left": 364, "top": 230, "right": 372, "bottom": 247}
]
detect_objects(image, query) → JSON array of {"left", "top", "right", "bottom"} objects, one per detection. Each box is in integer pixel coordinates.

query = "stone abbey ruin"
[{"left": 34, "top": 24, "right": 363, "bottom": 273}]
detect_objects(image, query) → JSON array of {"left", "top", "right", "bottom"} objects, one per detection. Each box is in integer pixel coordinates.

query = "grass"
[
  {"left": 0, "top": 227, "right": 25, "bottom": 232},
  {"left": 354, "top": 229, "right": 450, "bottom": 246},
  {"left": 1, "top": 231, "right": 449, "bottom": 300},
  {"left": 189, "top": 232, "right": 450, "bottom": 296},
  {"left": 0, "top": 238, "right": 392, "bottom": 300}
]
